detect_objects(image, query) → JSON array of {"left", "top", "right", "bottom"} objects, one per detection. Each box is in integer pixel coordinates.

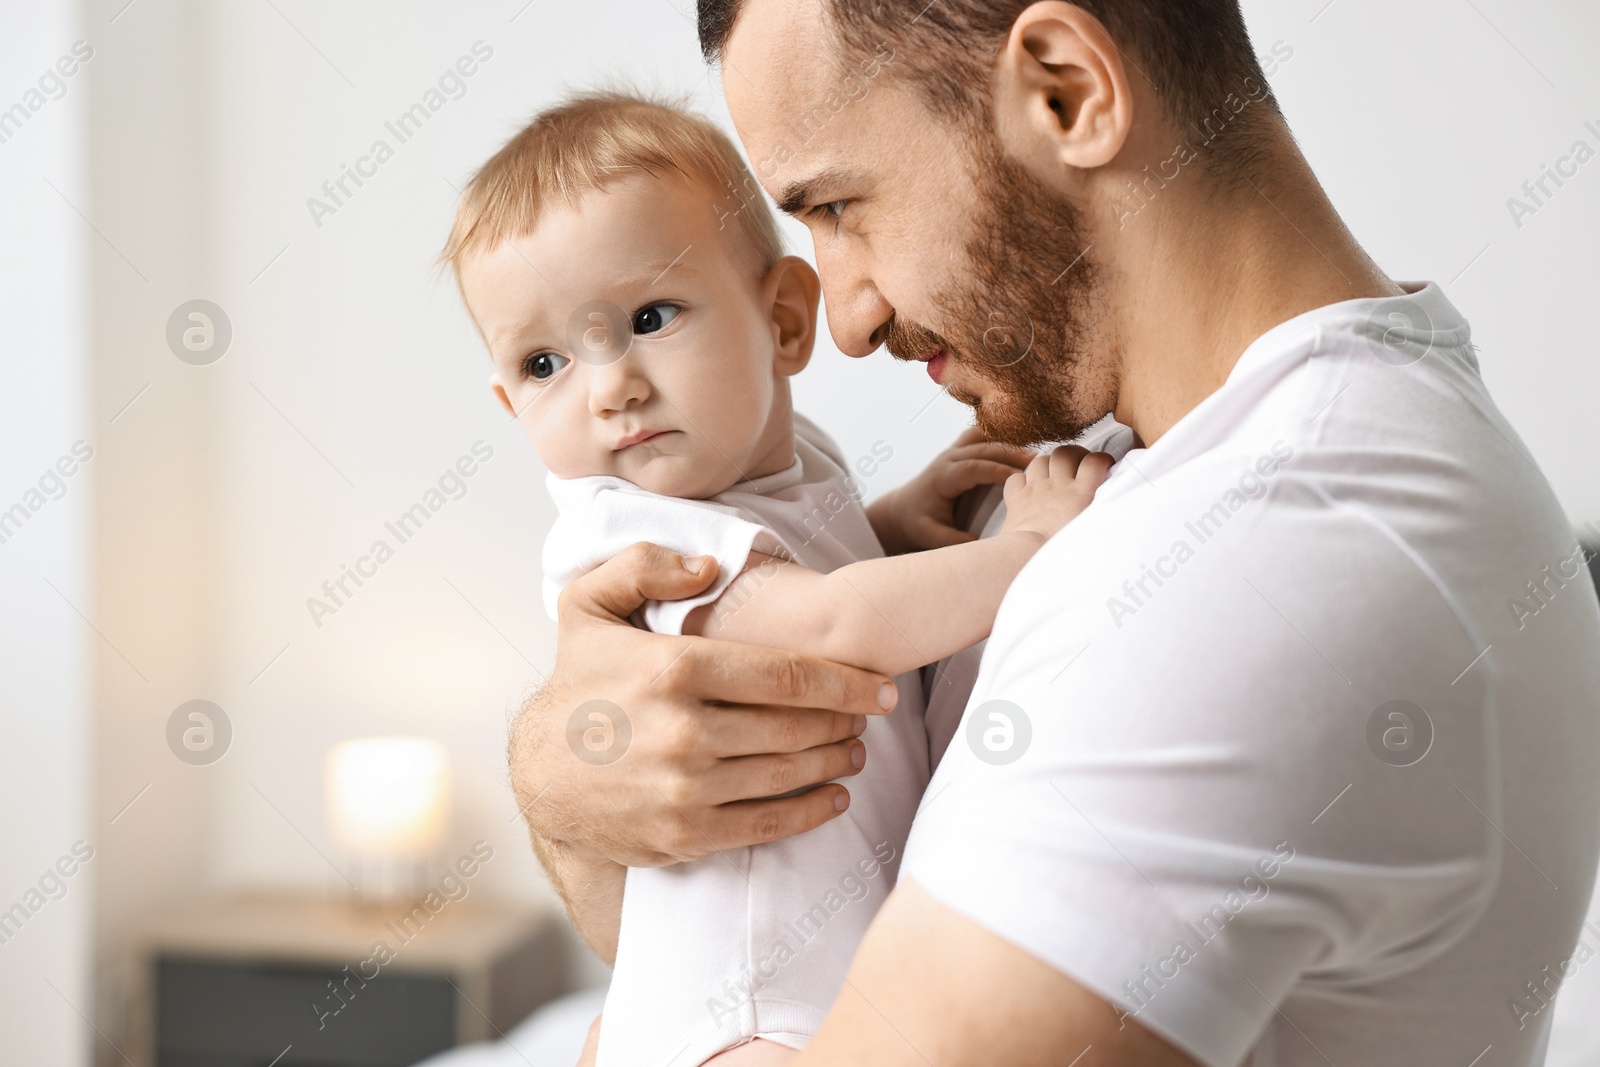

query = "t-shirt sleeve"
[
  {"left": 542, "top": 475, "right": 788, "bottom": 636},
  {"left": 901, "top": 491, "right": 1497, "bottom": 1067}
]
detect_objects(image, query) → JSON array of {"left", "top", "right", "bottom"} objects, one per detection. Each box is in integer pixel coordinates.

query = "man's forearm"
[
  {"left": 528, "top": 832, "right": 626, "bottom": 964},
  {"left": 511, "top": 687, "right": 628, "bottom": 964}
]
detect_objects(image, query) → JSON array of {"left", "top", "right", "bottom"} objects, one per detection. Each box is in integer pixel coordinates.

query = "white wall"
[
  {"left": 185, "top": 4, "right": 961, "bottom": 887},
  {"left": 82, "top": 0, "right": 227, "bottom": 1056},
  {"left": 0, "top": 4, "right": 94, "bottom": 1063},
  {"left": 66, "top": 0, "right": 1598, "bottom": 1057},
  {"left": 1242, "top": 0, "right": 1600, "bottom": 526}
]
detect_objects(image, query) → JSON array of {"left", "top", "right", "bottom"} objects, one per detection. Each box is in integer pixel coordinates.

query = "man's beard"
[{"left": 883, "top": 124, "right": 1116, "bottom": 447}]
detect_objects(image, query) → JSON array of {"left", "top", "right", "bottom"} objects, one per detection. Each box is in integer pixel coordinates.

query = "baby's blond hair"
[{"left": 442, "top": 90, "right": 783, "bottom": 285}]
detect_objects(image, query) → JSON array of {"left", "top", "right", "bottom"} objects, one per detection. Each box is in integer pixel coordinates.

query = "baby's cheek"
[
  {"left": 634, "top": 459, "right": 707, "bottom": 499},
  {"left": 530, "top": 423, "right": 604, "bottom": 480},
  {"left": 675, "top": 371, "right": 761, "bottom": 443}
]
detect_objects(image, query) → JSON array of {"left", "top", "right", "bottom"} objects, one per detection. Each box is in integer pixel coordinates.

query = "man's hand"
[
  {"left": 509, "top": 542, "right": 899, "bottom": 957},
  {"left": 866, "top": 426, "right": 1035, "bottom": 554}
]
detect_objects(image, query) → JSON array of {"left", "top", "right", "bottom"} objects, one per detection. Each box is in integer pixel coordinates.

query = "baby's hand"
[
  {"left": 1000, "top": 446, "right": 1113, "bottom": 543},
  {"left": 866, "top": 426, "right": 1036, "bottom": 554}
]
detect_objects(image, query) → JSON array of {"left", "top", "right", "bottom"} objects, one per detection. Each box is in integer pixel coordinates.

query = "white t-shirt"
[
  {"left": 919, "top": 418, "right": 1138, "bottom": 767},
  {"left": 543, "top": 414, "right": 934, "bottom": 1067},
  {"left": 903, "top": 282, "right": 1600, "bottom": 1067}
]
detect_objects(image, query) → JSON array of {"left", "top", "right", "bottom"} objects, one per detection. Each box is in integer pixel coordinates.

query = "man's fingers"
[
  {"left": 706, "top": 738, "right": 866, "bottom": 804},
  {"left": 663, "top": 641, "right": 897, "bottom": 716},
  {"left": 703, "top": 704, "right": 869, "bottom": 757},
  {"left": 706, "top": 785, "right": 853, "bottom": 849},
  {"left": 559, "top": 541, "right": 720, "bottom": 623}
]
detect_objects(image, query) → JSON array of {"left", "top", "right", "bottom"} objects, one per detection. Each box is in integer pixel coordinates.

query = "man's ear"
[
  {"left": 993, "top": 2, "right": 1133, "bottom": 180},
  {"left": 489, "top": 372, "right": 516, "bottom": 417},
  {"left": 762, "top": 255, "right": 821, "bottom": 377}
]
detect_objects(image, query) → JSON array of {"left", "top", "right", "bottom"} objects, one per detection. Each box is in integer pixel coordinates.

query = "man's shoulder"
[
  {"left": 992, "top": 421, "right": 1506, "bottom": 702},
  {"left": 986, "top": 277, "right": 1578, "bottom": 698}
]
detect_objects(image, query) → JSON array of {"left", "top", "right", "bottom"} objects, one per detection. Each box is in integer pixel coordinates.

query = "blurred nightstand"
[{"left": 140, "top": 894, "right": 565, "bottom": 1067}]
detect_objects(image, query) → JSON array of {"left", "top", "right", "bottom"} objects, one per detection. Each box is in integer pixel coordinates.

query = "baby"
[{"left": 443, "top": 92, "right": 1104, "bottom": 1066}]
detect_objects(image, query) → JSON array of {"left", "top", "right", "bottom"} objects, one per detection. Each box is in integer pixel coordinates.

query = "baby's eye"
[
  {"left": 632, "top": 303, "right": 681, "bottom": 335},
  {"left": 523, "top": 351, "right": 569, "bottom": 381}
]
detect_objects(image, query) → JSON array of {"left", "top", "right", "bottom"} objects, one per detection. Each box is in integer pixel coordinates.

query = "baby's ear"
[
  {"left": 489, "top": 372, "right": 516, "bottom": 417},
  {"left": 763, "top": 255, "right": 821, "bottom": 377}
]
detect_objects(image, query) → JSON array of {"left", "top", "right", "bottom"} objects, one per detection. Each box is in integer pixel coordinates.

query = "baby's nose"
[{"left": 586, "top": 358, "right": 650, "bottom": 414}]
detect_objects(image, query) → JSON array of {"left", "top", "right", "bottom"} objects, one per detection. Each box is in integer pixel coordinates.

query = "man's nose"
[
  {"left": 587, "top": 356, "right": 650, "bottom": 415},
  {"left": 818, "top": 246, "right": 893, "bottom": 358}
]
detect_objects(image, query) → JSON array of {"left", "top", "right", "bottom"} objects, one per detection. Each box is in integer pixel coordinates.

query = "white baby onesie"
[{"left": 542, "top": 414, "right": 934, "bottom": 1067}]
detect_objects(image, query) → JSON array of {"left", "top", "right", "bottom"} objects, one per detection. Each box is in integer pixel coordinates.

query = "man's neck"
[{"left": 1103, "top": 126, "right": 1404, "bottom": 446}]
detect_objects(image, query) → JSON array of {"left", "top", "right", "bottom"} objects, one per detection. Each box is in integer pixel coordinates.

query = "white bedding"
[{"left": 415, "top": 985, "right": 607, "bottom": 1067}]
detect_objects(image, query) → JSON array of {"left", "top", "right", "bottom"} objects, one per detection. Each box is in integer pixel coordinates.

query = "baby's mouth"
[{"left": 614, "top": 429, "right": 675, "bottom": 451}]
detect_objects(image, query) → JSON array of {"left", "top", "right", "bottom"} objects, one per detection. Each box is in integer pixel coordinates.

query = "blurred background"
[{"left": 1, "top": 0, "right": 1596, "bottom": 1064}]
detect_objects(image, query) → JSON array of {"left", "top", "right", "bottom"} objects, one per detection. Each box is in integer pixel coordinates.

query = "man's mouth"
[
  {"left": 614, "top": 429, "right": 673, "bottom": 451},
  {"left": 919, "top": 349, "right": 949, "bottom": 385}
]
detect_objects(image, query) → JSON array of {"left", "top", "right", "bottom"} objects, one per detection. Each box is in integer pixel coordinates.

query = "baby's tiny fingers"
[
  {"left": 1047, "top": 445, "right": 1090, "bottom": 478},
  {"left": 1076, "top": 451, "right": 1115, "bottom": 486}
]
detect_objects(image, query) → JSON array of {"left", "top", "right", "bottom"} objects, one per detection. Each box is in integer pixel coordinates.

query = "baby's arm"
[{"left": 683, "top": 447, "right": 1111, "bottom": 676}]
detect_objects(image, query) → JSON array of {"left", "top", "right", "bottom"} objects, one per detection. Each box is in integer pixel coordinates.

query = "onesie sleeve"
[{"left": 542, "top": 474, "right": 790, "bottom": 636}]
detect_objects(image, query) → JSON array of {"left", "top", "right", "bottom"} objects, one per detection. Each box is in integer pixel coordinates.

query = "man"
[{"left": 512, "top": 2, "right": 1600, "bottom": 1063}]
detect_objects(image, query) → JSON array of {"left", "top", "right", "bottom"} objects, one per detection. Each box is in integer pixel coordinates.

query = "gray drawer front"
[{"left": 157, "top": 956, "right": 456, "bottom": 1067}]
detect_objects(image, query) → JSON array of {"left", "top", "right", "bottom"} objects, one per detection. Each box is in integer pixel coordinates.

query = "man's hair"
[
  {"left": 697, "top": 0, "right": 1279, "bottom": 175},
  {"left": 441, "top": 89, "right": 783, "bottom": 282}
]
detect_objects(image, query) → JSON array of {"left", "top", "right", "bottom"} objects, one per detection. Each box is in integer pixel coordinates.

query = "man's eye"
[
  {"left": 632, "top": 303, "right": 681, "bottom": 335},
  {"left": 523, "top": 352, "right": 569, "bottom": 381},
  {"left": 809, "top": 200, "right": 849, "bottom": 230}
]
